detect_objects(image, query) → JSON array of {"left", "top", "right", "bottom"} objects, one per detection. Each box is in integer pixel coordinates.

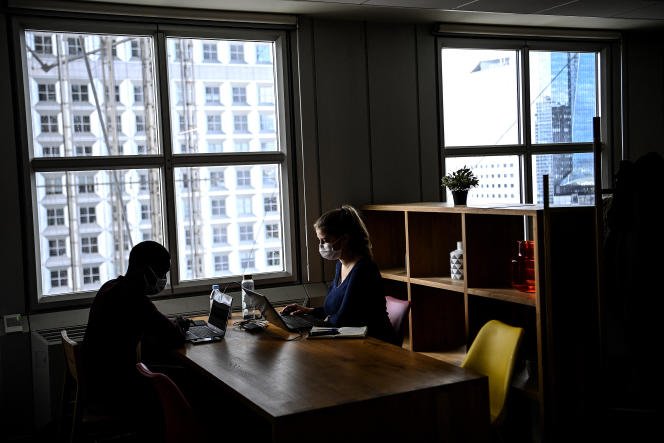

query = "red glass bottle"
[{"left": 511, "top": 240, "right": 535, "bottom": 293}]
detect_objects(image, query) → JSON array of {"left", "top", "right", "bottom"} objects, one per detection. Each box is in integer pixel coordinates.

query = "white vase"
[{"left": 450, "top": 241, "right": 464, "bottom": 280}]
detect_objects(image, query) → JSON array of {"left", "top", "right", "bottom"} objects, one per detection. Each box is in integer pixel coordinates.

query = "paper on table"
[{"left": 308, "top": 326, "right": 368, "bottom": 339}]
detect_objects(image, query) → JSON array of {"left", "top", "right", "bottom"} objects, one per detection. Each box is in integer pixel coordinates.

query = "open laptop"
[
  {"left": 243, "top": 287, "right": 320, "bottom": 332},
  {"left": 184, "top": 299, "right": 230, "bottom": 344}
]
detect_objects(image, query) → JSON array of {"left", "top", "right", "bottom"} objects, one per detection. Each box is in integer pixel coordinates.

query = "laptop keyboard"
[
  {"left": 281, "top": 314, "right": 313, "bottom": 330},
  {"left": 187, "top": 325, "right": 223, "bottom": 339}
]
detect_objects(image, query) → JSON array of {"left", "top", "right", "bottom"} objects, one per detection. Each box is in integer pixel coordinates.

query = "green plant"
[{"left": 440, "top": 166, "right": 479, "bottom": 192}]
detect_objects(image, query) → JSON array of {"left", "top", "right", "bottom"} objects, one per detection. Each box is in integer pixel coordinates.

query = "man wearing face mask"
[
  {"left": 81, "top": 241, "right": 185, "bottom": 434},
  {"left": 282, "top": 205, "right": 396, "bottom": 344}
]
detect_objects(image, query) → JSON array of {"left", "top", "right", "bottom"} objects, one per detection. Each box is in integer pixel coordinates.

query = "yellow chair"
[{"left": 461, "top": 320, "right": 524, "bottom": 425}]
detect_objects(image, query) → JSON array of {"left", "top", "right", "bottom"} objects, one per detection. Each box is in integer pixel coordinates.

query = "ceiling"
[{"left": 73, "top": 0, "right": 664, "bottom": 30}]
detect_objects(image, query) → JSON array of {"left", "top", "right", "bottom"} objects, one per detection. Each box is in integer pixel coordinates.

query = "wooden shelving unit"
[{"left": 363, "top": 202, "right": 599, "bottom": 440}]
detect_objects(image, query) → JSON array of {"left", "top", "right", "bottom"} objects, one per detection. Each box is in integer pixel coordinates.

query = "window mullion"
[{"left": 522, "top": 44, "right": 534, "bottom": 204}]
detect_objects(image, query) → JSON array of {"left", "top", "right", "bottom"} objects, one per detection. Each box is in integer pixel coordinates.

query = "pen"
[{"left": 309, "top": 328, "right": 339, "bottom": 336}]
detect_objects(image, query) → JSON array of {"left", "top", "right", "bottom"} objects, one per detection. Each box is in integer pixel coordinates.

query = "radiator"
[{"left": 31, "top": 325, "right": 86, "bottom": 429}]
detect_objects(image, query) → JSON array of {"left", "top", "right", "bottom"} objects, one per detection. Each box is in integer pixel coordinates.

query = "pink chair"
[
  {"left": 136, "top": 362, "right": 204, "bottom": 443},
  {"left": 385, "top": 296, "right": 411, "bottom": 346}
]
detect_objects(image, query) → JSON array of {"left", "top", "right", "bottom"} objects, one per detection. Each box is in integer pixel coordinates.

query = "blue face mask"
[{"left": 144, "top": 266, "right": 167, "bottom": 295}]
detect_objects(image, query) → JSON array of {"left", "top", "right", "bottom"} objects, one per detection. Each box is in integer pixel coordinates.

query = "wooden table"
[{"left": 176, "top": 324, "right": 489, "bottom": 443}]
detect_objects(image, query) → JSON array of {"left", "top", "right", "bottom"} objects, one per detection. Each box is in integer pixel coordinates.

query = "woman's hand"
[{"left": 281, "top": 304, "right": 314, "bottom": 316}]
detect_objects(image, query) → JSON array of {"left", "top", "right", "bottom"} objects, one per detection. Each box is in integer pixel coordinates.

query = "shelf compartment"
[
  {"left": 410, "top": 285, "right": 465, "bottom": 352},
  {"left": 410, "top": 276, "right": 464, "bottom": 293},
  {"left": 363, "top": 210, "right": 406, "bottom": 271},
  {"left": 464, "top": 213, "right": 534, "bottom": 289},
  {"left": 380, "top": 267, "right": 408, "bottom": 282},
  {"left": 407, "top": 211, "right": 462, "bottom": 279},
  {"left": 467, "top": 287, "right": 536, "bottom": 307}
]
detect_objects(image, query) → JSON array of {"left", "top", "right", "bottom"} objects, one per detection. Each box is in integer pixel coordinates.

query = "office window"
[
  {"left": 209, "top": 169, "right": 225, "bottom": 189},
  {"left": 207, "top": 114, "right": 223, "bottom": 133},
  {"left": 184, "top": 228, "right": 192, "bottom": 246},
  {"left": 48, "top": 239, "right": 67, "bottom": 257},
  {"left": 262, "top": 167, "right": 276, "bottom": 187},
  {"left": 73, "top": 115, "right": 91, "bottom": 133},
  {"left": 236, "top": 168, "right": 251, "bottom": 187},
  {"left": 233, "top": 114, "right": 249, "bottom": 133},
  {"left": 133, "top": 85, "right": 143, "bottom": 103},
  {"left": 47, "top": 208, "right": 65, "bottom": 226},
  {"left": 259, "top": 113, "right": 275, "bottom": 132},
  {"left": 45, "top": 176, "right": 63, "bottom": 195},
  {"left": 212, "top": 225, "right": 227, "bottom": 244},
  {"left": 234, "top": 140, "right": 249, "bottom": 152},
  {"left": 42, "top": 145, "right": 62, "bottom": 156},
  {"left": 257, "top": 85, "right": 274, "bottom": 105},
  {"left": 232, "top": 86, "right": 247, "bottom": 105},
  {"left": 240, "top": 251, "right": 254, "bottom": 270},
  {"left": 237, "top": 196, "right": 253, "bottom": 216},
  {"left": 260, "top": 140, "right": 276, "bottom": 151},
  {"left": 214, "top": 254, "right": 230, "bottom": 272},
  {"left": 238, "top": 223, "right": 253, "bottom": 242},
  {"left": 23, "top": 27, "right": 293, "bottom": 301},
  {"left": 141, "top": 203, "right": 150, "bottom": 220},
  {"left": 82, "top": 266, "right": 101, "bottom": 284},
  {"left": 135, "top": 114, "right": 145, "bottom": 133},
  {"left": 210, "top": 198, "right": 226, "bottom": 217},
  {"left": 71, "top": 84, "right": 88, "bottom": 102},
  {"left": 266, "top": 250, "right": 280, "bottom": 267},
  {"left": 256, "top": 43, "right": 272, "bottom": 64},
  {"left": 79, "top": 206, "right": 97, "bottom": 224},
  {"left": 34, "top": 34, "right": 53, "bottom": 54},
  {"left": 205, "top": 85, "right": 221, "bottom": 105},
  {"left": 265, "top": 223, "right": 279, "bottom": 240},
  {"left": 75, "top": 145, "right": 93, "bottom": 156},
  {"left": 130, "top": 40, "right": 140, "bottom": 58},
  {"left": 40, "top": 114, "right": 59, "bottom": 133},
  {"left": 38, "top": 83, "right": 56, "bottom": 102},
  {"left": 202, "top": 42, "right": 218, "bottom": 62},
  {"left": 263, "top": 196, "right": 278, "bottom": 213},
  {"left": 81, "top": 236, "right": 98, "bottom": 254},
  {"left": 77, "top": 174, "right": 96, "bottom": 193},
  {"left": 229, "top": 43, "right": 245, "bottom": 63},
  {"left": 50, "top": 269, "right": 68, "bottom": 288},
  {"left": 67, "top": 37, "right": 83, "bottom": 55},
  {"left": 439, "top": 38, "right": 609, "bottom": 206}
]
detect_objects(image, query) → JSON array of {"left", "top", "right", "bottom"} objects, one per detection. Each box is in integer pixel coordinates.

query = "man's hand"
[{"left": 281, "top": 304, "right": 314, "bottom": 316}]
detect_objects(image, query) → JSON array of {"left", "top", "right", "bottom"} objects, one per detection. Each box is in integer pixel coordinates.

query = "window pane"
[
  {"left": 444, "top": 156, "right": 521, "bottom": 205},
  {"left": 532, "top": 153, "right": 595, "bottom": 205},
  {"left": 167, "top": 38, "right": 279, "bottom": 153},
  {"left": 441, "top": 48, "right": 520, "bottom": 146},
  {"left": 174, "top": 164, "right": 285, "bottom": 281},
  {"left": 24, "top": 31, "right": 159, "bottom": 157},
  {"left": 35, "top": 169, "right": 164, "bottom": 297},
  {"left": 530, "top": 51, "right": 597, "bottom": 143}
]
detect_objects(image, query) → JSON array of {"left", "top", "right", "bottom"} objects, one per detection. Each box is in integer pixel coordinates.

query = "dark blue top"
[{"left": 313, "top": 257, "right": 396, "bottom": 344}]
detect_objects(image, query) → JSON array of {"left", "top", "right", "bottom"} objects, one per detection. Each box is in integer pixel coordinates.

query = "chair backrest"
[
  {"left": 385, "top": 296, "right": 411, "bottom": 345},
  {"left": 61, "top": 329, "right": 81, "bottom": 384},
  {"left": 461, "top": 320, "right": 524, "bottom": 424},
  {"left": 136, "top": 362, "right": 203, "bottom": 443}
]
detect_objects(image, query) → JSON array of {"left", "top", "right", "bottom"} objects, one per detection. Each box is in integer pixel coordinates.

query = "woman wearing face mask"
[
  {"left": 282, "top": 205, "right": 396, "bottom": 344},
  {"left": 82, "top": 241, "right": 185, "bottom": 439}
]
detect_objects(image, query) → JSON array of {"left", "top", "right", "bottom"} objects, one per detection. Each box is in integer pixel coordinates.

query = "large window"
[
  {"left": 439, "top": 38, "right": 609, "bottom": 206},
  {"left": 21, "top": 23, "right": 293, "bottom": 301}
]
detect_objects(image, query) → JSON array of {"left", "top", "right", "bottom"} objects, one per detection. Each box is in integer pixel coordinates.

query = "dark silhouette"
[{"left": 81, "top": 241, "right": 185, "bottom": 441}]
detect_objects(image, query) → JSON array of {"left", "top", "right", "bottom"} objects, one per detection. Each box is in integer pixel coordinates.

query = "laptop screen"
[{"left": 208, "top": 299, "right": 231, "bottom": 331}]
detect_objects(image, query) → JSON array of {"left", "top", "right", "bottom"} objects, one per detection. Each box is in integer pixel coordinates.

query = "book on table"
[{"left": 307, "top": 326, "right": 368, "bottom": 339}]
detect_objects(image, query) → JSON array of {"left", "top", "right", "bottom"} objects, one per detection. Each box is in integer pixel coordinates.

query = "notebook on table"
[
  {"left": 184, "top": 299, "right": 230, "bottom": 344},
  {"left": 242, "top": 287, "right": 321, "bottom": 332}
]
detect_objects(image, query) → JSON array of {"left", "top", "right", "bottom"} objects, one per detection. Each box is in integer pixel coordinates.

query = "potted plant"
[{"left": 441, "top": 166, "right": 479, "bottom": 206}]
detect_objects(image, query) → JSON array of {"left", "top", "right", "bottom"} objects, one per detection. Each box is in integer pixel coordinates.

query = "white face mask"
[
  {"left": 319, "top": 238, "right": 342, "bottom": 261},
  {"left": 144, "top": 266, "right": 168, "bottom": 295}
]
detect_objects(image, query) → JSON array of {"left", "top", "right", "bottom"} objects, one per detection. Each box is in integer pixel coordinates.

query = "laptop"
[
  {"left": 242, "top": 287, "right": 319, "bottom": 332},
  {"left": 184, "top": 299, "right": 230, "bottom": 344}
]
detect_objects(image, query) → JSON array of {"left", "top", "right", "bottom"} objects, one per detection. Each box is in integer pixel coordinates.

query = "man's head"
[{"left": 127, "top": 241, "right": 170, "bottom": 294}]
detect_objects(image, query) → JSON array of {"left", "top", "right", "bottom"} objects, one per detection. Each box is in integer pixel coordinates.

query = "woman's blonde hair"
[{"left": 314, "top": 205, "right": 372, "bottom": 259}]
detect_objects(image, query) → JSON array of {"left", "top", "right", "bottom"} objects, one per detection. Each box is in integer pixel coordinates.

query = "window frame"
[
  {"left": 436, "top": 35, "right": 617, "bottom": 204},
  {"left": 14, "top": 16, "right": 299, "bottom": 308}
]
